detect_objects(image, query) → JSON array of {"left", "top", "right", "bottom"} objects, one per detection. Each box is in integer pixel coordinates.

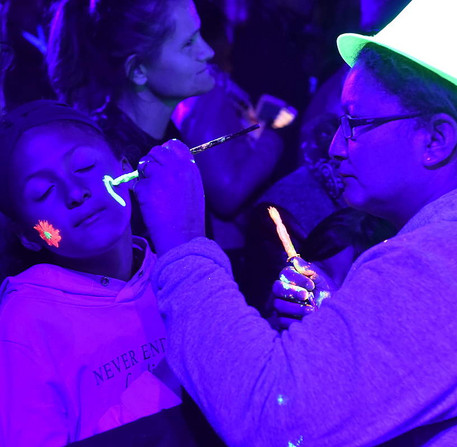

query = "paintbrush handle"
[
  {"left": 107, "top": 124, "right": 260, "bottom": 186},
  {"left": 190, "top": 123, "right": 260, "bottom": 154}
]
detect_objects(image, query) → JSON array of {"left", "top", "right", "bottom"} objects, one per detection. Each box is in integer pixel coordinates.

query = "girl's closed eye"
[
  {"left": 30, "top": 183, "right": 55, "bottom": 202},
  {"left": 70, "top": 147, "right": 98, "bottom": 174},
  {"left": 74, "top": 164, "right": 95, "bottom": 173},
  {"left": 22, "top": 170, "right": 57, "bottom": 202}
]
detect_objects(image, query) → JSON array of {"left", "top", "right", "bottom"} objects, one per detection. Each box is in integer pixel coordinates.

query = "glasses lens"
[{"left": 340, "top": 115, "right": 352, "bottom": 139}]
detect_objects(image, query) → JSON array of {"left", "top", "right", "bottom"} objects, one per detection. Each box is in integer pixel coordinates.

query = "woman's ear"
[
  {"left": 423, "top": 113, "right": 457, "bottom": 168},
  {"left": 124, "top": 54, "right": 148, "bottom": 86}
]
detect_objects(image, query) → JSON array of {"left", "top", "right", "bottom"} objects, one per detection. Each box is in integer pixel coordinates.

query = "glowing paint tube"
[
  {"left": 103, "top": 124, "right": 261, "bottom": 205},
  {"left": 268, "top": 206, "right": 316, "bottom": 276},
  {"left": 34, "top": 220, "right": 62, "bottom": 248},
  {"left": 268, "top": 206, "right": 298, "bottom": 260},
  {"left": 268, "top": 206, "right": 318, "bottom": 309}
]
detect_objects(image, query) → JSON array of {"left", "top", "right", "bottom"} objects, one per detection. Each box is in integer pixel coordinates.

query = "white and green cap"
[{"left": 337, "top": 0, "right": 457, "bottom": 87}]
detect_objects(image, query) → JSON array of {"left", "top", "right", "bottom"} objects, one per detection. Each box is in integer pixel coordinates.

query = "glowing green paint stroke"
[
  {"left": 102, "top": 172, "right": 136, "bottom": 207},
  {"left": 103, "top": 165, "right": 144, "bottom": 206}
]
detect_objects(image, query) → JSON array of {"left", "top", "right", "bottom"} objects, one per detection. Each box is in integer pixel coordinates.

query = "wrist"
[{"left": 152, "top": 228, "right": 205, "bottom": 257}]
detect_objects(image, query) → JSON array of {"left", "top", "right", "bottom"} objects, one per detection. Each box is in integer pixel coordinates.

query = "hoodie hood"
[{"left": 1, "top": 237, "right": 156, "bottom": 307}]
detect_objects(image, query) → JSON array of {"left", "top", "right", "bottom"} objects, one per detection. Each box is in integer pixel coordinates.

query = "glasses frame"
[{"left": 339, "top": 113, "right": 423, "bottom": 140}]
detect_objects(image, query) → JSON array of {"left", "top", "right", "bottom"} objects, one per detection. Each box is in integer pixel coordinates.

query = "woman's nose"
[
  {"left": 328, "top": 126, "right": 348, "bottom": 161},
  {"left": 198, "top": 36, "right": 215, "bottom": 62}
]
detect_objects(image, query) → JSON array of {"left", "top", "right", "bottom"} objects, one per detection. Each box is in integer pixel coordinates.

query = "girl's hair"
[
  {"left": 47, "top": 0, "right": 178, "bottom": 112},
  {"left": 356, "top": 43, "right": 457, "bottom": 123}
]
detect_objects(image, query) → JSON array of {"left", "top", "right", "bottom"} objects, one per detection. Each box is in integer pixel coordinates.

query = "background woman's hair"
[
  {"left": 356, "top": 43, "right": 457, "bottom": 122},
  {"left": 47, "top": 0, "right": 177, "bottom": 112}
]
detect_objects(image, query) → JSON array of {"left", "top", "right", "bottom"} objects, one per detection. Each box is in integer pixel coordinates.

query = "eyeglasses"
[{"left": 339, "top": 113, "right": 423, "bottom": 140}]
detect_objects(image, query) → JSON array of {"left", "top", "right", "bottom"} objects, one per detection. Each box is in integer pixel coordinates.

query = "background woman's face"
[{"left": 143, "top": 0, "right": 215, "bottom": 103}]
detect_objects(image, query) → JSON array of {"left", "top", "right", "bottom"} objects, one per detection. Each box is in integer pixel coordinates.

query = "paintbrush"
[{"left": 103, "top": 123, "right": 260, "bottom": 206}]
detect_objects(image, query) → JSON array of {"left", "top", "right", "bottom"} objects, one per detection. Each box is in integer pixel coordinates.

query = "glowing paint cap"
[{"left": 337, "top": 0, "right": 457, "bottom": 87}]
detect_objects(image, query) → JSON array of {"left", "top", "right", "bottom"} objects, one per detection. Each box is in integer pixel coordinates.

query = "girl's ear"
[
  {"left": 4, "top": 217, "right": 42, "bottom": 252},
  {"left": 120, "top": 156, "right": 135, "bottom": 191},
  {"left": 124, "top": 54, "right": 148, "bottom": 86},
  {"left": 17, "top": 232, "right": 42, "bottom": 252},
  {"left": 121, "top": 156, "right": 133, "bottom": 172}
]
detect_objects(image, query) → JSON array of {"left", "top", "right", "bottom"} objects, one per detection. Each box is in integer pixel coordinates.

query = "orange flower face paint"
[{"left": 33, "top": 220, "right": 62, "bottom": 248}]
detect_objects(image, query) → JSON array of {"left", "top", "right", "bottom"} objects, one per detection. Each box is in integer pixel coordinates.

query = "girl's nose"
[{"left": 66, "top": 183, "right": 91, "bottom": 209}]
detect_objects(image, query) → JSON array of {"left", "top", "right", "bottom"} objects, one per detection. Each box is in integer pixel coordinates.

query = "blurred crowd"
[
  {"left": 0, "top": 0, "right": 405, "bottom": 440},
  {"left": 0, "top": 0, "right": 407, "bottom": 303}
]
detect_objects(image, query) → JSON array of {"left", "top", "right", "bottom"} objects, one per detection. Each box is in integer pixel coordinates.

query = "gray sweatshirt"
[{"left": 152, "top": 189, "right": 457, "bottom": 447}]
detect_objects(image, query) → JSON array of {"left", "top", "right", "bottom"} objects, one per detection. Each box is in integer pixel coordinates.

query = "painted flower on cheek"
[{"left": 33, "top": 220, "right": 62, "bottom": 248}]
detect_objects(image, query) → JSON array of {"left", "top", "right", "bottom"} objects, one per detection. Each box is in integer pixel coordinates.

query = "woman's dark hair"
[
  {"left": 47, "top": 0, "right": 179, "bottom": 112},
  {"left": 356, "top": 43, "right": 457, "bottom": 122},
  {"left": 301, "top": 207, "right": 396, "bottom": 262}
]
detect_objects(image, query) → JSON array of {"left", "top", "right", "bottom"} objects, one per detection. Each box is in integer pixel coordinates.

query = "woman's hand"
[
  {"left": 134, "top": 139, "right": 206, "bottom": 256},
  {"left": 271, "top": 257, "right": 332, "bottom": 329}
]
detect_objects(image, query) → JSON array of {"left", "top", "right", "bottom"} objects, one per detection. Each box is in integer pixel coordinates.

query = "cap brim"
[
  {"left": 337, "top": 33, "right": 457, "bottom": 87},
  {"left": 337, "top": 33, "right": 378, "bottom": 67}
]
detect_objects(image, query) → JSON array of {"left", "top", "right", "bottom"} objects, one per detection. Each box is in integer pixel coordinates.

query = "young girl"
[{"left": 0, "top": 100, "right": 205, "bottom": 446}]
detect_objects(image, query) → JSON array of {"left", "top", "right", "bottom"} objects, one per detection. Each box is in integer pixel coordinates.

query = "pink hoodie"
[{"left": 0, "top": 237, "right": 182, "bottom": 446}]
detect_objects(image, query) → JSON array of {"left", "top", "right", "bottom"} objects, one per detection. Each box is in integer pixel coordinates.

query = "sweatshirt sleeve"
[
  {"left": 0, "top": 308, "right": 69, "bottom": 446},
  {"left": 152, "top": 236, "right": 457, "bottom": 447}
]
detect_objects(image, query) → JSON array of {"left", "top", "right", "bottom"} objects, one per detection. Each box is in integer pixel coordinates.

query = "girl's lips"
[{"left": 74, "top": 208, "right": 105, "bottom": 227}]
